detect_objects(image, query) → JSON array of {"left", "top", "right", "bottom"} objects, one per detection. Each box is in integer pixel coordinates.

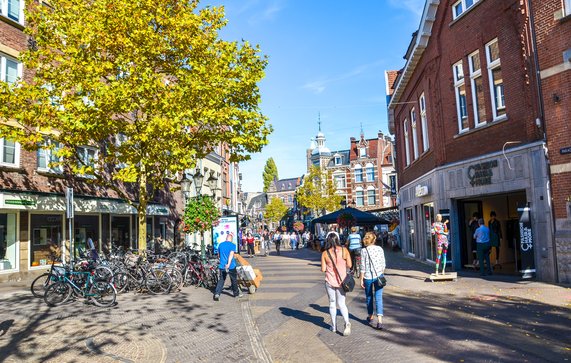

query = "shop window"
[
  {"left": 486, "top": 38, "right": 506, "bottom": 120},
  {"left": 419, "top": 93, "right": 429, "bottom": 152},
  {"left": 0, "top": 213, "right": 17, "bottom": 271},
  {"left": 0, "top": 138, "right": 20, "bottom": 167},
  {"left": 406, "top": 208, "right": 416, "bottom": 256},
  {"left": 469, "top": 50, "right": 487, "bottom": 126},
  {"left": 453, "top": 61, "right": 469, "bottom": 132},
  {"left": 423, "top": 204, "right": 435, "bottom": 261},
  {"left": 30, "top": 214, "right": 63, "bottom": 267},
  {"left": 73, "top": 215, "right": 99, "bottom": 259},
  {"left": 111, "top": 216, "right": 131, "bottom": 251}
]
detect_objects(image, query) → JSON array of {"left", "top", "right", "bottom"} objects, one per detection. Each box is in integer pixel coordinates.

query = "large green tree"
[
  {"left": 296, "top": 165, "right": 343, "bottom": 217},
  {"left": 0, "top": 0, "right": 271, "bottom": 250},
  {"left": 264, "top": 197, "right": 288, "bottom": 228},
  {"left": 262, "top": 157, "right": 279, "bottom": 192}
]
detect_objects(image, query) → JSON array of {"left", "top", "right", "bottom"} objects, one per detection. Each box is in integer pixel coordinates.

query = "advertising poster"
[
  {"left": 212, "top": 215, "right": 239, "bottom": 253},
  {"left": 517, "top": 204, "right": 535, "bottom": 278}
]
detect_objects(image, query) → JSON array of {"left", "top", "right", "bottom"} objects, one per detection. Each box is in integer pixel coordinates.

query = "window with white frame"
[
  {"left": 334, "top": 154, "right": 342, "bottom": 165},
  {"left": 115, "top": 133, "right": 128, "bottom": 169},
  {"left": 1, "top": 53, "right": 22, "bottom": 85},
  {"left": 452, "top": 0, "right": 479, "bottom": 20},
  {"left": 410, "top": 108, "right": 419, "bottom": 159},
  {"left": 486, "top": 39, "right": 506, "bottom": 120},
  {"left": 359, "top": 146, "right": 367, "bottom": 158},
  {"left": 0, "top": 138, "right": 20, "bottom": 167},
  {"left": 365, "top": 163, "right": 375, "bottom": 182},
  {"left": 403, "top": 119, "right": 410, "bottom": 167},
  {"left": 77, "top": 146, "right": 98, "bottom": 176},
  {"left": 354, "top": 165, "right": 363, "bottom": 183},
  {"left": 367, "top": 187, "right": 376, "bottom": 206},
  {"left": 37, "top": 139, "right": 63, "bottom": 173},
  {"left": 334, "top": 173, "right": 346, "bottom": 189},
  {"left": 468, "top": 50, "right": 487, "bottom": 126},
  {"left": 565, "top": 0, "right": 571, "bottom": 16},
  {"left": 0, "top": 0, "right": 25, "bottom": 24},
  {"left": 419, "top": 93, "right": 429, "bottom": 152},
  {"left": 355, "top": 188, "right": 364, "bottom": 207},
  {"left": 453, "top": 61, "right": 469, "bottom": 132}
]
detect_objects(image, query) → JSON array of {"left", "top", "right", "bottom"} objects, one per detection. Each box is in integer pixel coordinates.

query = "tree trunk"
[{"left": 138, "top": 172, "right": 148, "bottom": 252}]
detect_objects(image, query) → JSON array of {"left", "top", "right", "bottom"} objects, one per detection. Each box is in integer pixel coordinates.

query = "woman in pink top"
[{"left": 321, "top": 231, "right": 353, "bottom": 336}]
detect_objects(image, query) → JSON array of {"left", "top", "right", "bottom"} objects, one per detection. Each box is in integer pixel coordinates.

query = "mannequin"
[{"left": 432, "top": 214, "right": 449, "bottom": 275}]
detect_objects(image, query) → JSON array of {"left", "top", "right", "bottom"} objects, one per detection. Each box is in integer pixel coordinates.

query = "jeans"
[
  {"left": 364, "top": 277, "right": 384, "bottom": 316},
  {"left": 214, "top": 268, "right": 240, "bottom": 297},
  {"left": 477, "top": 242, "right": 492, "bottom": 275}
]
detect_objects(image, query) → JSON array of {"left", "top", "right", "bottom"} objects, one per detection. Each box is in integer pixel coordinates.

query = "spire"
[
  {"left": 360, "top": 122, "right": 364, "bottom": 138},
  {"left": 318, "top": 112, "right": 321, "bottom": 132}
]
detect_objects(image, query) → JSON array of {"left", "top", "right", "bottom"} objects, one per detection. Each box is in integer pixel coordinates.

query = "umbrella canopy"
[{"left": 311, "top": 207, "right": 390, "bottom": 226}]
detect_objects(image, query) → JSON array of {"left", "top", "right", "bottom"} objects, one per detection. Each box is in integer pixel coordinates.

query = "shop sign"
[
  {"left": 415, "top": 185, "right": 429, "bottom": 197},
  {"left": 5, "top": 199, "right": 36, "bottom": 206},
  {"left": 517, "top": 204, "right": 535, "bottom": 278},
  {"left": 467, "top": 160, "right": 498, "bottom": 187}
]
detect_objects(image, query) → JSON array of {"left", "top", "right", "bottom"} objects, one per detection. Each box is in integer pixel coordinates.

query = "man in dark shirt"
[
  {"left": 468, "top": 213, "right": 480, "bottom": 266},
  {"left": 213, "top": 233, "right": 242, "bottom": 301}
]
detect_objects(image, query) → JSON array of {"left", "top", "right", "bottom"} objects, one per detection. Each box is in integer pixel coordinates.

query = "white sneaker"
[{"left": 343, "top": 322, "right": 351, "bottom": 336}]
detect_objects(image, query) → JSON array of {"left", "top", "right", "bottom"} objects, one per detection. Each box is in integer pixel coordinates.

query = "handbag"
[
  {"left": 326, "top": 248, "right": 355, "bottom": 292},
  {"left": 366, "top": 247, "right": 387, "bottom": 288}
]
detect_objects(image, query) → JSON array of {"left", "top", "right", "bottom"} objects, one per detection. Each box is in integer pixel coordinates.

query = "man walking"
[
  {"left": 473, "top": 218, "right": 492, "bottom": 276},
  {"left": 214, "top": 233, "right": 243, "bottom": 301}
]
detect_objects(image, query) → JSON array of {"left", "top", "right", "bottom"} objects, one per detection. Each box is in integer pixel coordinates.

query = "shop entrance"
[{"left": 457, "top": 191, "right": 526, "bottom": 275}]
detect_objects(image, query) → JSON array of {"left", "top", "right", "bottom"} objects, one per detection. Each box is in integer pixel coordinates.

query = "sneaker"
[
  {"left": 213, "top": 294, "right": 220, "bottom": 301},
  {"left": 237, "top": 292, "right": 244, "bottom": 298},
  {"left": 343, "top": 322, "right": 351, "bottom": 336},
  {"left": 376, "top": 322, "right": 384, "bottom": 330},
  {"left": 330, "top": 325, "right": 336, "bottom": 332}
]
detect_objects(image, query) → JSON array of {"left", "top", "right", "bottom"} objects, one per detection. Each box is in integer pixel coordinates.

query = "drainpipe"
[{"left": 526, "top": 0, "right": 559, "bottom": 282}]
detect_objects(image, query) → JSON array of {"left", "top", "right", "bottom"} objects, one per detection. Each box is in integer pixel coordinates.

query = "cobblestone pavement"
[{"left": 0, "top": 247, "right": 570, "bottom": 362}]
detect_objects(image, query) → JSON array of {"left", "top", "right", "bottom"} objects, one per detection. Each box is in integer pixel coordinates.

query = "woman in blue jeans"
[{"left": 359, "top": 231, "right": 386, "bottom": 329}]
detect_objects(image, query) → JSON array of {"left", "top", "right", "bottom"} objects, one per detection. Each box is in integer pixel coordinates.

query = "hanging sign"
[{"left": 66, "top": 187, "right": 74, "bottom": 219}]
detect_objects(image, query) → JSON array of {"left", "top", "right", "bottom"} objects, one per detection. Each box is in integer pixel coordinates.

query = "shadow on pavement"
[{"left": 279, "top": 306, "right": 328, "bottom": 329}]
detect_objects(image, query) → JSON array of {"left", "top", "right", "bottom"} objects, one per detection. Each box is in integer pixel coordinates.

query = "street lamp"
[
  {"left": 192, "top": 168, "right": 204, "bottom": 195},
  {"left": 180, "top": 174, "right": 192, "bottom": 247},
  {"left": 191, "top": 168, "right": 219, "bottom": 262}
]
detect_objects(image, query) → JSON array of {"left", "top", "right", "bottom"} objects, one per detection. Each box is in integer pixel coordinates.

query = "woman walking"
[
  {"left": 359, "top": 231, "right": 386, "bottom": 330},
  {"left": 321, "top": 231, "right": 353, "bottom": 336}
]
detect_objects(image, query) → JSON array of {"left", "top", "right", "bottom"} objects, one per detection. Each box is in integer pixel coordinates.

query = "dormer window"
[
  {"left": 359, "top": 147, "right": 366, "bottom": 158},
  {"left": 334, "top": 154, "right": 342, "bottom": 165}
]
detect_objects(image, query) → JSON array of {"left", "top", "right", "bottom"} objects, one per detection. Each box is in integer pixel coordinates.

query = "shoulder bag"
[
  {"left": 326, "top": 248, "right": 355, "bottom": 293},
  {"left": 366, "top": 247, "right": 387, "bottom": 288}
]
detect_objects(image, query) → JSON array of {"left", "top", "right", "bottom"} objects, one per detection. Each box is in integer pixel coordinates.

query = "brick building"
[
  {"left": 306, "top": 125, "right": 396, "bottom": 212},
  {"left": 386, "top": 0, "right": 558, "bottom": 281},
  {"left": 0, "top": 3, "right": 234, "bottom": 281},
  {"left": 529, "top": 0, "right": 571, "bottom": 282}
]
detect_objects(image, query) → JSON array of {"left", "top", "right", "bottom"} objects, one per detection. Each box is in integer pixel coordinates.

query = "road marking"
[{"left": 242, "top": 300, "right": 273, "bottom": 363}]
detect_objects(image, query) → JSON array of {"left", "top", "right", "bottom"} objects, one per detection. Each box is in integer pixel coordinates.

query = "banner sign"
[
  {"left": 517, "top": 204, "right": 535, "bottom": 278},
  {"left": 212, "top": 215, "right": 239, "bottom": 253},
  {"left": 65, "top": 187, "right": 74, "bottom": 219}
]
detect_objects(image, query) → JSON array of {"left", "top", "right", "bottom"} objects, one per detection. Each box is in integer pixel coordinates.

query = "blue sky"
[{"left": 201, "top": 0, "right": 425, "bottom": 192}]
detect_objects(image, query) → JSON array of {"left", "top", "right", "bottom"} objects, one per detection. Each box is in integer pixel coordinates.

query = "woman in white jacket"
[{"left": 359, "top": 231, "right": 386, "bottom": 330}]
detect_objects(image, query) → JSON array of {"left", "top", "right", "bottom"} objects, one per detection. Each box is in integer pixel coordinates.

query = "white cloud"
[
  {"left": 244, "top": 0, "right": 286, "bottom": 25},
  {"left": 302, "top": 60, "right": 385, "bottom": 95},
  {"left": 387, "top": 0, "right": 425, "bottom": 17}
]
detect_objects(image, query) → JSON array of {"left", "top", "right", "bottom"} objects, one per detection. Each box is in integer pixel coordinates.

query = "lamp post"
[
  {"left": 180, "top": 174, "right": 192, "bottom": 247},
  {"left": 191, "top": 168, "right": 219, "bottom": 262}
]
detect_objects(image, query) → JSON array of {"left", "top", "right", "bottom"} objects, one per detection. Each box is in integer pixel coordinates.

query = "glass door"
[
  {"left": 405, "top": 208, "right": 416, "bottom": 256},
  {"left": 423, "top": 203, "right": 435, "bottom": 261}
]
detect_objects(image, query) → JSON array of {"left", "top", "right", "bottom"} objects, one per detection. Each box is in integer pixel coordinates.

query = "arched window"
[
  {"left": 354, "top": 165, "right": 363, "bottom": 183},
  {"left": 367, "top": 186, "right": 376, "bottom": 206},
  {"left": 355, "top": 187, "right": 364, "bottom": 207},
  {"left": 365, "top": 163, "right": 375, "bottom": 182}
]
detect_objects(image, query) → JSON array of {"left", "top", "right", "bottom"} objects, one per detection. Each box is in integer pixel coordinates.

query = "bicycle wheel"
[
  {"left": 89, "top": 281, "right": 117, "bottom": 307},
  {"left": 146, "top": 268, "right": 172, "bottom": 294},
  {"left": 44, "top": 281, "right": 72, "bottom": 306},
  {"left": 31, "top": 273, "right": 58, "bottom": 298},
  {"left": 168, "top": 268, "right": 183, "bottom": 292},
  {"left": 94, "top": 266, "right": 114, "bottom": 282},
  {"left": 113, "top": 272, "right": 130, "bottom": 293}
]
